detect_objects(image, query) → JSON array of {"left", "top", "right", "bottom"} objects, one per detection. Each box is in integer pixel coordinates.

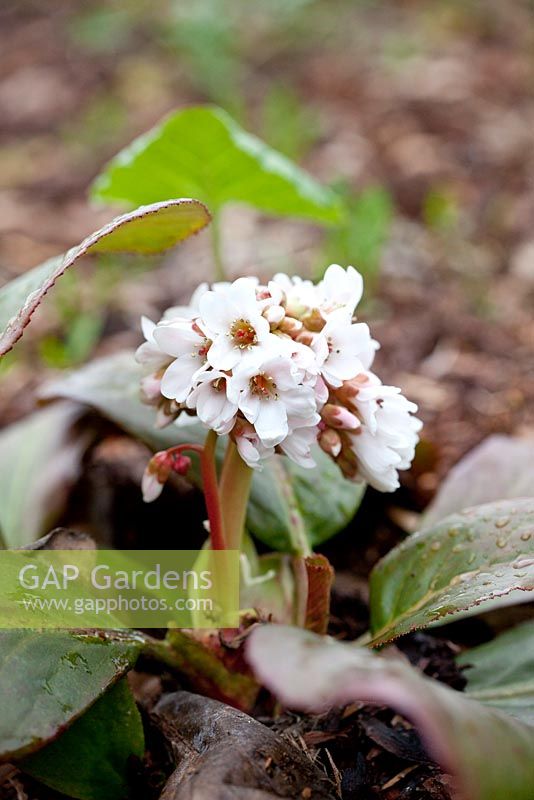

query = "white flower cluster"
[{"left": 136, "top": 265, "right": 422, "bottom": 492}]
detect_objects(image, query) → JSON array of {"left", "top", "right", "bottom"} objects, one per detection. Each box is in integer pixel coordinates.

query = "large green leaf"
[
  {"left": 247, "top": 625, "right": 534, "bottom": 800},
  {"left": 423, "top": 435, "right": 534, "bottom": 527},
  {"left": 459, "top": 621, "right": 534, "bottom": 725},
  {"left": 42, "top": 351, "right": 364, "bottom": 552},
  {"left": 0, "top": 630, "right": 142, "bottom": 760},
  {"left": 0, "top": 402, "right": 91, "bottom": 548},
  {"left": 369, "top": 498, "right": 534, "bottom": 646},
  {"left": 0, "top": 198, "right": 210, "bottom": 356},
  {"left": 92, "top": 105, "right": 344, "bottom": 224},
  {"left": 21, "top": 678, "right": 144, "bottom": 800}
]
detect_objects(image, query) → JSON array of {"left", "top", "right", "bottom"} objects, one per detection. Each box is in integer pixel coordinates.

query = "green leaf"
[
  {"left": 0, "top": 630, "right": 142, "bottom": 760},
  {"left": 41, "top": 351, "right": 364, "bottom": 553},
  {"left": 247, "top": 625, "right": 534, "bottom": 800},
  {"left": 245, "top": 446, "right": 365, "bottom": 551},
  {"left": 92, "top": 105, "right": 344, "bottom": 225},
  {"left": 0, "top": 402, "right": 91, "bottom": 548},
  {"left": 459, "top": 621, "right": 534, "bottom": 725},
  {"left": 423, "top": 435, "right": 534, "bottom": 528},
  {"left": 20, "top": 678, "right": 144, "bottom": 800},
  {"left": 0, "top": 198, "right": 210, "bottom": 356},
  {"left": 369, "top": 498, "right": 534, "bottom": 646}
]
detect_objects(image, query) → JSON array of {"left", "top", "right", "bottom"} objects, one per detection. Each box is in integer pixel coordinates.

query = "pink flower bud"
[
  {"left": 141, "top": 470, "right": 164, "bottom": 503},
  {"left": 321, "top": 403, "right": 361, "bottom": 431},
  {"left": 295, "top": 330, "right": 315, "bottom": 347},
  {"left": 334, "top": 374, "right": 369, "bottom": 406},
  {"left": 140, "top": 373, "right": 162, "bottom": 403},
  {"left": 142, "top": 451, "right": 171, "bottom": 502},
  {"left": 279, "top": 317, "right": 303, "bottom": 336},
  {"left": 171, "top": 453, "right": 191, "bottom": 476}
]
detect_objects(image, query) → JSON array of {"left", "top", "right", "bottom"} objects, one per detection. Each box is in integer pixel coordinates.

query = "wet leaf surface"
[
  {"left": 0, "top": 630, "right": 142, "bottom": 760},
  {"left": 369, "top": 498, "right": 534, "bottom": 645},
  {"left": 20, "top": 678, "right": 144, "bottom": 800}
]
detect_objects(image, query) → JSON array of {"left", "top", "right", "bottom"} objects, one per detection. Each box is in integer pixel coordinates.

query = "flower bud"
[
  {"left": 155, "top": 399, "right": 181, "bottom": 429},
  {"left": 263, "top": 304, "right": 285, "bottom": 329},
  {"left": 140, "top": 373, "right": 162, "bottom": 404},
  {"left": 142, "top": 470, "right": 164, "bottom": 503},
  {"left": 301, "top": 308, "right": 326, "bottom": 332},
  {"left": 141, "top": 449, "right": 192, "bottom": 503},
  {"left": 278, "top": 317, "right": 303, "bottom": 337},
  {"left": 321, "top": 403, "right": 361, "bottom": 431},
  {"left": 336, "top": 454, "right": 359, "bottom": 480},
  {"left": 295, "top": 330, "right": 315, "bottom": 347},
  {"left": 142, "top": 450, "right": 172, "bottom": 502},
  {"left": 334, "top": 374, "right": 368, "bottom": 406},
  {"left": 318, "top": 428, "right": 342, "bottom": 458},
  {"left": 170, "top": 453, "right": 192, "bottom": 476}
]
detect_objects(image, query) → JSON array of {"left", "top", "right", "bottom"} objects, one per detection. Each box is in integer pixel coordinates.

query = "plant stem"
[
  {"left": 219, "top": 439, "right": 253, "bottom": 551},
  {"left": 292, "top": 555, "right": 309, "bottom": 628},
  {"left": 210, "top": 209, "right": 226, "bottom": 282},
  {"left": 270, "top": 459, "right": 312, "bottom": 557},
  {"left": 166, "top": 438, "right": 226, "bottom": 549},
  {"left": 200, "top": 430, "right": 226, "bottom": 550}
]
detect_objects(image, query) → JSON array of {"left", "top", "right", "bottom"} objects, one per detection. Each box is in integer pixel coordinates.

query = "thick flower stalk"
[{"left": 137, "top": 265, "right": 422, "bottom": 547}]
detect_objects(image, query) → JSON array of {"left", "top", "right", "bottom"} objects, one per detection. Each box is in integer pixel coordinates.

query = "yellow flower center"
[
  {"left": 250, "top": 373, "right": 278, "bottom": 400},
  {"left": 230, "top": 318, "right": 257, "bottom": 348}
]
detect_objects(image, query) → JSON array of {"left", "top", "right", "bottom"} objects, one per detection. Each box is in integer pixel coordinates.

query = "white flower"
[
  {"left": 278, "top": 424, "right": 318, "bottom": 469},
  {"left": 319, "top": 264, "right": 363, "bottom": 319},
  {"left": 347, "top": 376, "right": 422, "bottom": 492},
  {"left": 135, "top": 317, "right": 171, "bottom": 371},
  {"left": 232, "top": 419, "right": 274, "bottom": 469},
  {"left": 313, "top": 317, "right": 377, "bottom": 388},
  {"left": 276, "top": 335, "right": 321, "bottom": 385},
  {"left": 314, "top": 376, "right": 329, "bottom": 408},
  {"left": 137, "top": 268, "right": 421, "bottom": 487},
  {"left": 228, "top": 355, "right": 319, "bottom": 447},
  {"left": 199, "top": 277, "right": 278, "bottom": 370},
  {"left": 271, "top": 273, "right": 320, "bottom": 318},
  {"left": 186, "top": 370, "right": 237, "bottom": 435},
  {"left": 256, "top": 281, "right": 284, "bottom": 311},
  {"left": 154, "top": 318, "right": 211, "bottom": 403}
]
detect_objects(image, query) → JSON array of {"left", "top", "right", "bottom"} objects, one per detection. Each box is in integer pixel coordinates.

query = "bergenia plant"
[
  {"left": 1, "top": 105, "right": 533, "bottom": 800},
  {"left": 136, "top": 265, "right": 421, "bottom": 567}
]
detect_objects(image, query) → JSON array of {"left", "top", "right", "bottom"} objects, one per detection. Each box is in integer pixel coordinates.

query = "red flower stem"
[{"left": 166, "top": 435, "right": 226, "bottom": 550}]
